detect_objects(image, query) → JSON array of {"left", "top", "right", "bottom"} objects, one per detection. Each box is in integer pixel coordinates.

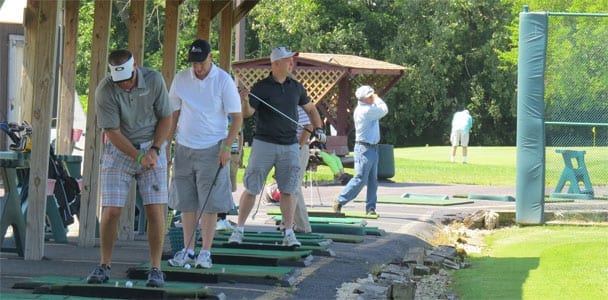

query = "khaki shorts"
[
  {"left": 169, "top": 142, "right": 234, "bottom": 213},
  {"left": 243, "top": 139, "right": 300, "bottom": 195}
]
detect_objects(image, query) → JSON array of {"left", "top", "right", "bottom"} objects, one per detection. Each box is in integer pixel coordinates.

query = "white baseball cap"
[
  {"left": 355, "top": 85, "right": 375, "bottom": 100},
  {"left": 109, "top": 55, "right": 135, "bottom": 82},
  {"left": 270, "top": 46, "right": 299, "bottom": 62}
]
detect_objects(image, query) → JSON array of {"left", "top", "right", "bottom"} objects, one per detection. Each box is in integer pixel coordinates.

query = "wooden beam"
[
  {"left": 197, "top": 0, "right": 212, "bottom": 39},
  {"left": 56, "top": 0, "right": 80, "bottom": 155},
  {"left": 128, "top": 0, "right": 146, "bottom": 64},
  {"left": 232, "top": 0, "right": 258, "bottom": 26},
  {"left": 24, "top": 0, "right": 59, "bottom": 260},
  {"left": 161, "top": 0, "right": 180, "bottom": 86},
  {"left": 79, "top": 0, "right": 111, "bottom": 248},
  {"left": 218, "top": 2, "right": 233, "bottom": 71}
]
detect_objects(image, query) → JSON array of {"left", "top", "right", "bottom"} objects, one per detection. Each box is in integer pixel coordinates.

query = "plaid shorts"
[{"left": 100, "top": 141, "right": 168, "bottom": 207}]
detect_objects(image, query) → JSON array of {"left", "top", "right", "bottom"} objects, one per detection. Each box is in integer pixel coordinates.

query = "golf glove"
[{"left": 314, "top": 128, "right": 327, "bottom": 144}]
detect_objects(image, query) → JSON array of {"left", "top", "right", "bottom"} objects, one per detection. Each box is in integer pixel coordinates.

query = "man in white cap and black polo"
[
  {"left": 229, "top": 46, "right": 326, "bottom": 247},
  {"left": 88, "top": 49, "right": 173, "bottom": 287},
  {"left": 333, "top": 85, "right": 388, "bottom": 215}
]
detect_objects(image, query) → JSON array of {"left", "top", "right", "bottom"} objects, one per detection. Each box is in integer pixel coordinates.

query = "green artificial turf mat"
[
  {"left": 310, "top": 223, "right": 366, "bottom": 235},
  {"left": 401, "top": 193, "right": 449, "bottom": 200},
  {"left": 128, "top": 262, "right": 299, "bottom": 286},
  {"left": 320, "top": 233, "right": 365, "bottom": 243},
  {"left": 266, "top": 208, "right": 379, "bottom": 219},
  {"left": 468, "top": 194, "right": 515, "bottom": 202},
  {"left": 544, "top": 198, "right": 575, "bottom": 203},
  {"left": 272, "top": 215, "right": 367, "bottom": 225},
  {"left": 354, "top": 196, "right": 473, "bottom": 206},
  {"left": 213, "top": 233, "right": 329, "bottom": 247},
  {"left": 212, "top": 240, "right": 334, "bottom": 257},
  {"left": 14, "top": 276, "right": 215, "bottom": 299},
  {"left": 0, "top": 293, "right": 119, "bottom": 299}
]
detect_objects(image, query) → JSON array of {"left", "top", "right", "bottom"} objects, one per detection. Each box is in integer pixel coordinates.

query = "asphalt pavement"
[{"left": 1, "top": 181, "right": 606, "bottom": 299}]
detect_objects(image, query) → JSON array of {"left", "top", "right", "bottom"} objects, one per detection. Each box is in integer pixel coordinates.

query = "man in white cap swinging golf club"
[{"left": 230, "top": 46, "right": 326, "bottom": 247}]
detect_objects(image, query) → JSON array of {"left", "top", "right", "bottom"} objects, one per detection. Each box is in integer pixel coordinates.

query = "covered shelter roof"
[{"left": 232, "top": 53, "right": 406, "bottom": 136}]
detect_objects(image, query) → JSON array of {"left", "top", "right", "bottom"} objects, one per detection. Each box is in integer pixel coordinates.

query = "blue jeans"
[{"left": 336, "top": 143, "right": 378, "bottom": 211}]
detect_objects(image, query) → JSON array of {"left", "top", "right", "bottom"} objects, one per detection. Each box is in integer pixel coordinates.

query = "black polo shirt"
[{"left": 250, "top": 74, "right": 311, "bottom": 145}]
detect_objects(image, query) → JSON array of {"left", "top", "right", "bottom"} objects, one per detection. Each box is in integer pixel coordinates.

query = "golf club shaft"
[
  {"left": 182, "top": 164, "right": 223, "bottom": 255},
  {"left": 247, "top": 92, "right": 314, "bottom": 135}
]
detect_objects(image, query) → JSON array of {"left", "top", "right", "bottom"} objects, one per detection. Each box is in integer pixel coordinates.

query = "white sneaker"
[
  {"left": 168, "top": 249, "right": 196, "bottom": 267},
  {"left": 228, "top": 230, "right": 243, "bottom": 244},
  {"left": 282, "top": 232, "right": 301, "bottom": 247},
  {"left": 216, "top": 219, "right": 233, "bottom": 231},
  {"left": 195, "top": 252, "right": 212, "bottom": 269}
]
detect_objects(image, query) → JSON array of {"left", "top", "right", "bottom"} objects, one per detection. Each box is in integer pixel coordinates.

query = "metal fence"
[{"left": 544, "top": 13, "right": 608, "bottom": 196}]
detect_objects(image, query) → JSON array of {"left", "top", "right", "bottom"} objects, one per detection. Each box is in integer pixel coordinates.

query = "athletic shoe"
[
  {"left": 366, "top": 209, "right": 377, "bottom": 215},
  {"left": 333, "top": 200, "right": 342, "bottom": 213},
  {"left": 228, "top": 230, "right": 243, "bottom": 244},
  {"left": 86, "top": 265, "right": 110, "bottom": 284},
  {"left": 168, "top": 249, "right": 196, "bottom": 267},
  {"left": 216, "top": 218, "right": 233, "bottom": 231},
  {"left": 282, "top": 231, "right": 301, "bottom": 247},
  {"left": 146, "top": 267, "right": 165, "bottom": 288},
  {"left": 195, "top": 252, "right": 213, "bottom": 269}
]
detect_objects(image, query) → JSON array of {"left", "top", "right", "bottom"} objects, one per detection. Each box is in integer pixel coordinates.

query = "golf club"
[
  {"left": 251, "top": 181, "right": 266, "bottom": 220},
  {"left": 247, "top": 92, "right": 315, "bottom": 135},
  {"left": 178, "top": 163, "right": 223, "bottom": 263},
  {"left": 328, "top": 57, "right": 367, "bottom": 88}
]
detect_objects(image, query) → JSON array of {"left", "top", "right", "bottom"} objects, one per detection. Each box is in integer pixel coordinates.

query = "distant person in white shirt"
[{"left": 450, "top": 109, "right": 473, "bottom": 163}]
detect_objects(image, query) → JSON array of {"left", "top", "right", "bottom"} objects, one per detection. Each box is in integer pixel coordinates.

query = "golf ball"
[
  {"left": 125, "top": 281, "right": 133, "bottom": 288},
  {"left": 184, "top": 263, "right": 191, "bottom": 269}
]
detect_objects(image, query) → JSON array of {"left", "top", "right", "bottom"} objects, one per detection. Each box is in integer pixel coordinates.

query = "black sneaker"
[
  {"left": 366, "top": 209, "right": 377, "bottom": 215},
  {"left": 146, "top": 267, "right": 165, "bottom": 288},
  {"left": 87, "top": 265, "right": 111, "bottom": 284}
]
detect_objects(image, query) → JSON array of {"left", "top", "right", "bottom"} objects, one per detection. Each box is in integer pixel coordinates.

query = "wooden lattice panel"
[
  {"left": 293, "top": 69, "right": 344, "bottom": 103},
  {"left": 232, "top": 68, "right": 268, "bottom": 90}
]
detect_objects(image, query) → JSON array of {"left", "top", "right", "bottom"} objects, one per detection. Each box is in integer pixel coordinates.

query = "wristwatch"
[{"left": 150, "top": 145, "right": 161, "bottom": 155}]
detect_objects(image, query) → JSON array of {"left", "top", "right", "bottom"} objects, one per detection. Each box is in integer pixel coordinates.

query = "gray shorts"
[
  {"left": 169, "top": 142, "right": 234, "bottom": 213},
  {"left": 101, "top": 141, "right": 168, "bottom": 207},
  {"left": 243, "top": 139, "right": 300, "bottom": 195}
]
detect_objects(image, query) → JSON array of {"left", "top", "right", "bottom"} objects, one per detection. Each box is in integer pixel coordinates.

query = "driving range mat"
[
  {"left": 266, "top": 208, "right": 379, "bottom": 219},
  {"left": 319, "top": 233, "right": 365, "bottom": 243},
  {"left": 127, "top": 262, "right": 299, "bottom": 286},
  {"left": 212, "top": 240, "right": 335, "bottom": 257},
  {"left": 309, "top": 223, "right": 366, "bottom": 235},
  {"left": 354, "top": 196, "right": 473, "bottom": 206},
  {"left": 272, "top": 215, "right": 367, "bottom": 225},
  {"left": 13, "top": 276, "right": 216, "bottom": 299},
  {"left": 213, "top": 232, "right": 330, "bottom": 247}
]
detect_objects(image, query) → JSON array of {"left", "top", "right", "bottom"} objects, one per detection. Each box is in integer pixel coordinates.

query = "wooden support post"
[
  {"left": 23, "top": 0, "right": 59, "bottom": 261},
  {"left": 218, "top": 2, "right": 233, "bottom": 71},
  {"left": 79, "top": 0, "right": 111, "bottom": 248},
  {"left": 161, "top": 0, "right": 180, "bottom": 86},
  {"left": 56, "top": 0, "right": 80, "bottom": 155}
]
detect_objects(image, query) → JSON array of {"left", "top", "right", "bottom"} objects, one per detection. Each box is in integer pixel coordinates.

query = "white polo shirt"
[{"left": 169, "top": 63, "right": 241, "bottom": 149}]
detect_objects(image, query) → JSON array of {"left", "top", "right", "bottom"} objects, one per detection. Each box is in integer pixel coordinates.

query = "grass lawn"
[
  {"left": 239, "top": 145, "right": 608, "bottom": 187},
  {"left": 453, "top": 226, "right": 608, "bottom": 299}
]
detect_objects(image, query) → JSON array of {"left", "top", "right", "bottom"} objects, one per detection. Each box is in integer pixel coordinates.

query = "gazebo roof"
[{"left": 232, "top": 52, "right": 407, "bottom": 136}]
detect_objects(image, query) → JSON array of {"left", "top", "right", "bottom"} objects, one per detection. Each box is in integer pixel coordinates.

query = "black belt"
[
  {"left": 355, "top": 141, "right": 378, "bottom": 147},
  {"left": 133, "top": 143, "right": 141, "bottom": 149},
  {"left": 231, "top": 151, "right": 240, "bottom": 154}
]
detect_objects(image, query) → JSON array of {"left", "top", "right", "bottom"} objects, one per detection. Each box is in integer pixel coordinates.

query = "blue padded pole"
[{"left": 515, "top": 10, "right": 548, "bottom": 224}]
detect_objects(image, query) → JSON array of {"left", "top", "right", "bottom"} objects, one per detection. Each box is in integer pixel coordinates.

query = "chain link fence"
[{"left": 544, "top": 14, "right": 608, "bottom": 197}]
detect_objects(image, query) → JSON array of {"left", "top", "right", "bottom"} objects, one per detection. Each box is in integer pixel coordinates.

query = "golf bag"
[{"left": 1, "top": 121, "right": 80, "bottom": 227}]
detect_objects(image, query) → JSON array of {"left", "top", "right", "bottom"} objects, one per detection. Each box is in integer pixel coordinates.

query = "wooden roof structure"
[
  {"left": 11, "top": 0, "right": 258, "bottom": 260},
  {"left": 232, "top": 53, "right": 406, "bottom": 136}
]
